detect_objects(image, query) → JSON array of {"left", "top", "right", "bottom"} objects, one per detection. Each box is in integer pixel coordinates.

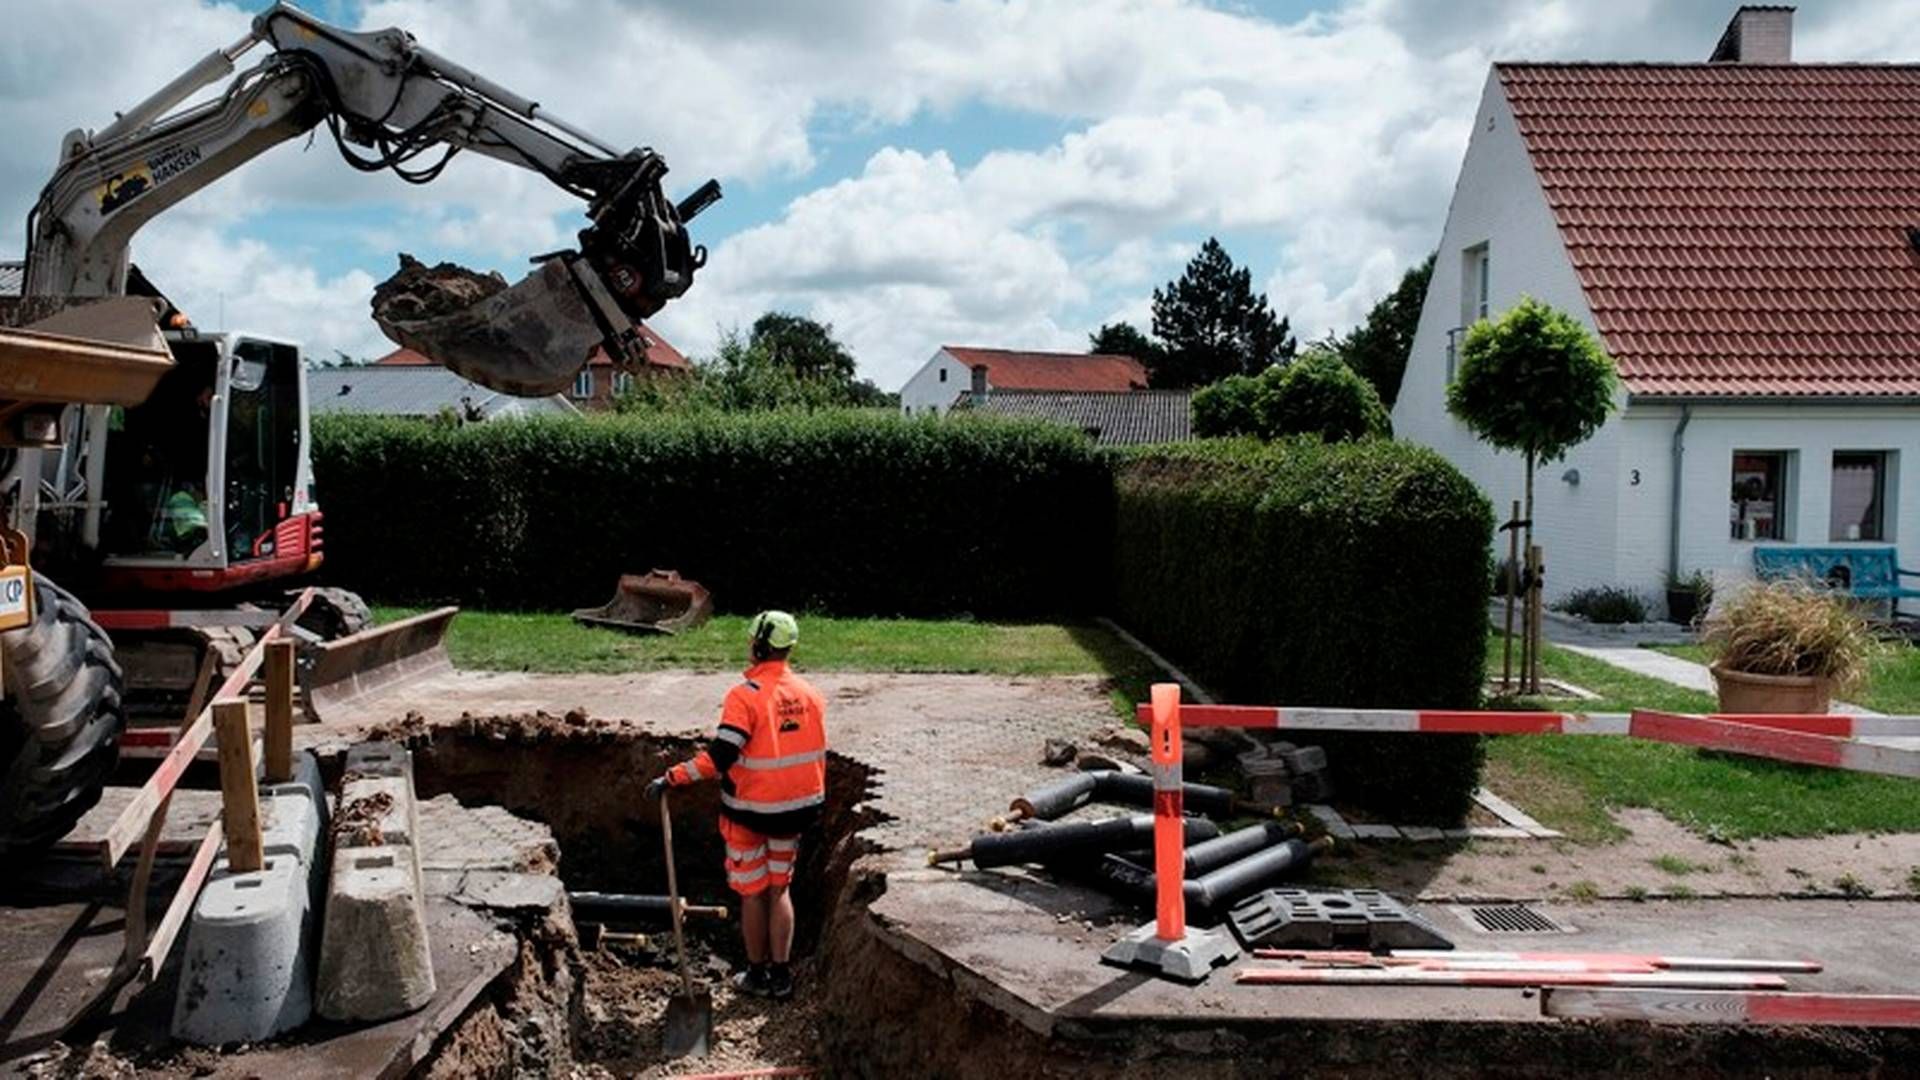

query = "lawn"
[
  {"left": 374, "top": 607, "right": 1163, "bottom": 714},
  {"left": 1484, "top": 632, "right": 1920, "bottom": 842},
  {"left": 1653, "top": 640, "right": 1920, "bottom": 716}
]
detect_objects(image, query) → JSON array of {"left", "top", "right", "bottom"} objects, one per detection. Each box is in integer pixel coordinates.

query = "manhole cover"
[{"left": 1451, "top": 903, "right": 1573, "bottom": 934}]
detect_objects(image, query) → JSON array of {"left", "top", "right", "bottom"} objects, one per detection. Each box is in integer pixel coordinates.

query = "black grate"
[{"left": 1462, "top": 904, "right": 1568, "bottom": 934}]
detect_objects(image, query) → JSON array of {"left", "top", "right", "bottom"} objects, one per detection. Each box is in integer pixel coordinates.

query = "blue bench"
[{"left": 1752, "top": 546, "right": 1920, "bottom": 614}]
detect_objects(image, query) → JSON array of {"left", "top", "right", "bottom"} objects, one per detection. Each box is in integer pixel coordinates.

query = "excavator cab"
[{"left": 98, "top": 331, "right": 314, "bottom": 588}]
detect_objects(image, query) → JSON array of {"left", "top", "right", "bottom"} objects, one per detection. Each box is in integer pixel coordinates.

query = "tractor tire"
[
  {"left": 295, "top": 587, "right": 372, "bottom": 642},
  {"left": 0, "top": 574, "right": 126, "bottom": 855}
]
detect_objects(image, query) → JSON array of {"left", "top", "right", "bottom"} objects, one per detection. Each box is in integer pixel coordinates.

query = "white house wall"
[
  {"left": 898, "top": 349, "right": 971, "bottom": 414},
  {"left": 1620, "top": 403, "right": 1920, "bottom": 605},
  {"left": 1392, "top": 70, "right": 1625, "bottom": 598}
]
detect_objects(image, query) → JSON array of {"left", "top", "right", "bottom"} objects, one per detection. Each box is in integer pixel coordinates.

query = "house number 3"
[{"left": 1630, "top": 469, "right": 1642, "bottom": 486}]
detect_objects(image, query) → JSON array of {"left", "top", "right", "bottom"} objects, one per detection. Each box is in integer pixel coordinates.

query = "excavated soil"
[
  {"left": 358, "top": 710, "right": 879, "bottom": 1076},
  {"left": 370, "top": 254, "right": 507, "bottom": 324}
]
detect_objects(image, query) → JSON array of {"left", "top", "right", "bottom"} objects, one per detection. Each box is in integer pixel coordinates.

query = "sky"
[{"left": 4, "top": 0, "right": 1917, "bottom": 389}]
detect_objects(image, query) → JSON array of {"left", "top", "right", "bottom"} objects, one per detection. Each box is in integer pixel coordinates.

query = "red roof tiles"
[
  {"left": 943, "top": 346, "right": 1148, "bottom": 392},
  {"left": 375, "top": 326, "right": 689, "bottom": 371},
  {"left": 1497, "top": 63, "right": 1920, "bottom": 397}
]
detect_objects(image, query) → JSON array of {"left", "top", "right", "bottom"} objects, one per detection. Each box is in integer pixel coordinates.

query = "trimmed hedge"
[
  {"left": 311, "top": 411, "right": 1112, "bottom": 615},
  {"left": 1114, "top": 438, "right": 1494, "bottom": 823}
]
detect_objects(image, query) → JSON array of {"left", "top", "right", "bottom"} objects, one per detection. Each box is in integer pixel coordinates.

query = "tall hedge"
[
  {"left": 1114, "top": 438, "right": 1494, "bottom": 823},
  {"left": 311, "top": 411, "right": 1112, "bottom": 615}
]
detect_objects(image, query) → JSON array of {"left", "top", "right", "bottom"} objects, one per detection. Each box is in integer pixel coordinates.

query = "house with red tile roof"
[
  {"left": 375, "top": 324, "right": 690, "bottom": 412},
  {"left": 1395, "top": 6, "right": 1920, "bottom": 616},
  {"left": 898, "top": 345, "right": 1149, "bottom": 415}
]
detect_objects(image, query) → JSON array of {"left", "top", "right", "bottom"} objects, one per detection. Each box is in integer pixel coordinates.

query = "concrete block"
[
  {"left": 172, "top": 750, "right": 328, "bottom": 1046},
  {"left": 170, "top": 857, "right": 315, "bottom": 1045},
  {"left": 316, "top": 845, "right": 436, "bottom": 1021},
  {"left": 1278, "top": 745, "right": 1328, "bottom": 775},
  {"left": 318, "top": 740, "right": 434, "bottom": 1022}
]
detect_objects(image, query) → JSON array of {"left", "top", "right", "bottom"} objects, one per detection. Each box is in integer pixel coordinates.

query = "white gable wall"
[
  {"left": 898, "top": 349, "right": 973, "bottom": 415},
  {"left": 1393, "top": 71, "right": 1627, "bottom": 598}
]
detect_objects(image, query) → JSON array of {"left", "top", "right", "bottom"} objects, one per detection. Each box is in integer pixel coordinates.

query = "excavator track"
[{"left": 117, "top": 625, "right": 257, "bottom": 728}]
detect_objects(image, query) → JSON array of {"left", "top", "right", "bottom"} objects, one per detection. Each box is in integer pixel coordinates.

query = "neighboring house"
[
  {"left": 956, "top": 384, "right": 1193, "bottom": 446},
  {"left": 309, "top": 366, "right": 579, "bottom": 420},
  {"left": 374, "top": 324, "right": 689, "bottom": 412},
  {"left": 898, "top": 346, "right": 1148, "bottom": 415},
  {"left": 1393, "top": 6, "right": 1920, "bottom": 613}
]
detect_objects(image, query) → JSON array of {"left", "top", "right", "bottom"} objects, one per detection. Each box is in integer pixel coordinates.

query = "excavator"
[{"left": 0, "top": 3, "right": 719, "bottom": 853}]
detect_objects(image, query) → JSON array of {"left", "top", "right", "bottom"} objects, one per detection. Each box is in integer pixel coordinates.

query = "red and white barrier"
[
  {"left": 1253, "top": 949, "right": 1822, "bottom": 974},
  {"left": 1543, "top": 988, "right": 1920, "bottom": 1028},
  {"left": 1237, "top": 968, "right": 1791, "bottom": 990},
  {"left": 1138, "top": 704, "right": 1920, "bottom": 779}
]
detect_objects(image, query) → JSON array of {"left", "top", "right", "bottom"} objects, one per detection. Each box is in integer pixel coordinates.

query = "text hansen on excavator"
[{"left": 0, "top": 2, "right": 718, "bottom": 853}]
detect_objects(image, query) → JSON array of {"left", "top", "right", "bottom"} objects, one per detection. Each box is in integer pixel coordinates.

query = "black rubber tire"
[
  {"left": 0, "top": 574, "right": 126, "bottom": 855},
  {"left": 295, "top": 587, "right": 373, "bottom": 641}
]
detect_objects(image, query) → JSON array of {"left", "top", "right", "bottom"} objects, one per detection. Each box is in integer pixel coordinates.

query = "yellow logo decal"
[{"left": 95, "top": 165, "right": 153, "bottom": 214}]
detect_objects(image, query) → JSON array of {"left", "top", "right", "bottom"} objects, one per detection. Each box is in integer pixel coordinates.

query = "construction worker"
[
  {"left": 163, "top": 483, "right": 209, "bottom": 553},
  {"left": 647, "top": 611, "right": 825, "bottom": 1001}
]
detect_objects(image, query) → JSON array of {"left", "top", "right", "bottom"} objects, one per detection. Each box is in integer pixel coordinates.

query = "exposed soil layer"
[{"left": 370, "top": 254, "right": 507, "bottom": 325}]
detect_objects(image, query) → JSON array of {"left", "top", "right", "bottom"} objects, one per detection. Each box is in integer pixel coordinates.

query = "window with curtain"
[{"left": 1830, "top": 451, "right": 1890, "bottom": 541}]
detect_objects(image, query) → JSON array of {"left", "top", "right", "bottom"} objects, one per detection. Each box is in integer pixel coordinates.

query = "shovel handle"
[{"left": 660, "top": 790, "right": 697, "bottom": 1001}]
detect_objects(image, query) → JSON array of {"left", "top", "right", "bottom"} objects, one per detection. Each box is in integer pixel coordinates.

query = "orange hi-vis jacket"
[{"left": 666, "top": 660, "right": 828, "bottom": 835}]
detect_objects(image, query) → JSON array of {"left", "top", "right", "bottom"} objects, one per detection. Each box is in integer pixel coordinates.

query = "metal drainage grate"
[{"left": 1453, "top": 903, "right": 1573, "bottom": 935}]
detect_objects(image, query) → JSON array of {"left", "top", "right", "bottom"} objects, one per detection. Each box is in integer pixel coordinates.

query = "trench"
[{"left": 361, "top": 712, "right": 883, "bottom": 1076}]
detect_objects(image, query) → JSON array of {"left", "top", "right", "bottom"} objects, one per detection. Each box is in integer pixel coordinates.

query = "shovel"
[{"left": 659, "top": 790, "right": 713, "bottom": 1059}]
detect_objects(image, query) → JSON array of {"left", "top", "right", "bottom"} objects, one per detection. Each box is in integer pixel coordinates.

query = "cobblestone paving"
[{"left": 416, "top": 793, "right": 559, "bottom": 872}]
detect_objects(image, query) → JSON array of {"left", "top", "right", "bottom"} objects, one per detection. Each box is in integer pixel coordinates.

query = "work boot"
[
  {"left": 732, "top": 964, "right": 772, "bottom": 998},
  {"left": 767, "top": 963, "right": 794, "bottom": 1001}
]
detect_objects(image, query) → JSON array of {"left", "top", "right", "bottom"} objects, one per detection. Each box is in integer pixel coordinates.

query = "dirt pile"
[{"left": 370, "top": 254, "right": 507, "bottom": 325}]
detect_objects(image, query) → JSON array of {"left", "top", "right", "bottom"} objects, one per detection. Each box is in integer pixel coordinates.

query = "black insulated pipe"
[
  {"left": 1009, "top": 772, "right": 1099, "bottom": 822},
  {"left": 1088, "top": 771, "right": 1242, "bottom": 817},
  {"left": 1094, "top": 836, "right": 1330, "bottom": 910},
  {"left": 1182, "top": 821, "right": 1304, "bottom": 877},
  {"left": 929, "top": 814, "right": 1220, "bottom": 868}
]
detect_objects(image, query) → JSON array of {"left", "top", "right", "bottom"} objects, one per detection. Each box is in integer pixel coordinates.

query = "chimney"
[
  {"left": 1709, "top": 6, "right": 1793, "bottom": 63},
  {"left": 970, "top": 364, "right": 989, "bottom": 405}
]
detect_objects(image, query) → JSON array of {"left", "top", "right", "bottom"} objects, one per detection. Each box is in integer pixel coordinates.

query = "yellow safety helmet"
[{"left": 748, "top": 610, "right": 800, "bottom": 651}]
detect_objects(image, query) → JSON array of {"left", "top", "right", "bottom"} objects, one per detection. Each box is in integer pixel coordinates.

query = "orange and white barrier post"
[
  {"left": 1150, "top": 682, "right": 1186, "bottom": 942},
  {"left": 1100, "top": 682, "right": 1239, "bottom": 982}
]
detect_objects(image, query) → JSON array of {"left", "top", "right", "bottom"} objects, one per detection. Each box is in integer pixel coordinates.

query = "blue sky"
[{"left": 5, "top": 0, "right": 1915, "bottom": 386}]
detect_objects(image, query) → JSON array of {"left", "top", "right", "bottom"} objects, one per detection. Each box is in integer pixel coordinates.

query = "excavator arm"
[{"left": 21, "top": 0, "right": 720, "bottom": 394}]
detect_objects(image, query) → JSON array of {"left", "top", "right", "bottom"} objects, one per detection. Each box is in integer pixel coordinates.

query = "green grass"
[
  {"left": 373, "top": 607, "right": 1163, "bottom": 715},
  {"left": 1654, "top": 640, "right": 1920, "bottom": 715},
  {"left": 1483, "top": 631, "right": 1920, "bottom": 842}
]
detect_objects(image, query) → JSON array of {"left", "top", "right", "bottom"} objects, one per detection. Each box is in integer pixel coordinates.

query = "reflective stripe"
[
  {"left": 766, "top": 860, "right": 793, "bottom": 875},
  {"left": 723, "top": 790, "right": 826, "bottom": 815},
  {"left": 727, "top": 844, "right": 767, "bottom": 862},
  {"left": 716, "top": 726, "right": 749, "bottom": 748},
  {"left": 728, "top": 864, "right": 769, "bottom": 885},
  {"left": 733, "top": 748, "right": 826, "bottom": 771},
  {"left": 767, "top": 837, "right": 799, "bottom": 852},
  {"left": 1151, "top": 759, "right": 1183, "bottom": 791},
  {"left": 681, "top": 759, "right": 705, "bottom": 782}
]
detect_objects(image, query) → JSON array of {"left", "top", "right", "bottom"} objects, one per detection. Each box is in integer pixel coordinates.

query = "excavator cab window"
[
  {"left": 223, "top": 339, "right": 301, "bottom": 563},
  {"left": 102, "top": 342, "right": 219, "bottom": 559}
]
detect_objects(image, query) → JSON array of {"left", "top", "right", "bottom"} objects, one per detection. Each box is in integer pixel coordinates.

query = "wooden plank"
[
  {"left": 97, "top": 588, "right": 314, "bottom": 868},
  {"left": 1543, "top": 988, "right": 1920, "bottom": 1028},
  {"left": 212, "top": 699, "right": 263, "bottom": 874},
  {"left": 1473, "top": 787, "right": 1562, "bottom": 838},
  {"left": 141, "top": 820, "right": 224, "bottom": 981},
  {"left": 265, "top": 640, "right": 295, "bottom": 783}
]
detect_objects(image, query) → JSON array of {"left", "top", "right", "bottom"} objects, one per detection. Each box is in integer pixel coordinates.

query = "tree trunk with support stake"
[
  {"left": 1502, "top": 500, "right": 1520, "bottom": 692},
  {"left": 1523, "top": 447, "right": 1540, "bottom": 694}
]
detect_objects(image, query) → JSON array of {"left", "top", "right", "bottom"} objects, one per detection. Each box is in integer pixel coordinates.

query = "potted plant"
[
  {"left": 1664, "top": 568, "right": 1713, "bottom": 626},
  {"left": 1701, "top": 580, "right": 1876, "bottom": 714}
]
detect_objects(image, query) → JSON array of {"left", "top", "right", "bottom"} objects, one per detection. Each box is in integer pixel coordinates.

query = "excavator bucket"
[
  {"left": 0, "top": 297, "right": 174, "bottom": 408},
  {"left": 571, "top": 571, "right": 712, "bottom": 636},
  {"left": 371, "top": 255, "right": 621, "bottom": 398},
  {"left": 300, "top": 607, "right": 458, "bottom": 722}
]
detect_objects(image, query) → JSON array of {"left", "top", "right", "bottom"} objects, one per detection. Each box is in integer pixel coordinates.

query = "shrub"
[
  {"left": 311, "top": 410, "right": 1112, "bottom": 615},
  {"left": 1190, "top": 349, "right": 1391, "bottom": 443},
  {"left": 1702, "top": 580, "right": 1878, "bottom": 693},
  {"left": 1554, "top": 586, "right": 1649, "bottom": 625},
  {"left": 1113, "top": 438, "right": 1494, "bottom": 823}
]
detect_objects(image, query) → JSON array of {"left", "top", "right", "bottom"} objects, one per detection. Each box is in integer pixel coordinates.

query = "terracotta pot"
[{"left": 1709, "top": 663, "right": 1833, "bottom": 715}]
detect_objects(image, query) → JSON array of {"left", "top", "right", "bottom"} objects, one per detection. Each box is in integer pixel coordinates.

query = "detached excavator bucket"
[
  {"left": 300, "top": 607, "right": 458, "bottom": 722},
  {"left": 571, "top": 571, "right": 712, "bottom": 636},
  {"left": 371, "top": 256, "right": 618, "bottom": 398}
]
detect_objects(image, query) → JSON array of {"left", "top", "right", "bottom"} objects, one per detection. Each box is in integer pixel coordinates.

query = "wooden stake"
[
  {"left": 213, "top": 698, "right": 264, "bottom": 874},
  {"left": 1502, "top": 500, "right": 1519, "bottom": 692},
  {"left": 1529, "top": 544, "right": 1546, "bottom": 694},
  {"left": 265, "top": 640, "right": 295, "bottom": 783}
]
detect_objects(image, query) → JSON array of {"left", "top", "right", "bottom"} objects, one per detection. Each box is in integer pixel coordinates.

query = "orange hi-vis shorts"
[{"left": 719, "top": 816, "right": 799, "bottom": 897}]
